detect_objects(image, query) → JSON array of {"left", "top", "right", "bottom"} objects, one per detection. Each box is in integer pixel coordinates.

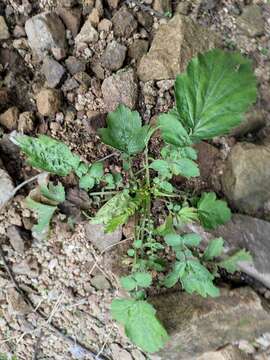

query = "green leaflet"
[
  {"left": 98, "top": 104, "right": 152, "bottom": 155},
  {"left": 14, "top": 135, "right": 81, "bottom": 176},
  {"left": 111, "top": 299, "right": 169, "bottom": 353},
  {"left": 150, "top": 158, "right": 199, "bottom": 179},
  {"left": 218, "top": 249, "right": 252, "bottom": 273},
  {"left": 91, "top": 191, "right": 143, "bottom": 232},
  {"left": 164, "top": 233, "right": 201, "bottom": 248},
  {"left": 158, "top": 111, "right": 191, "bottom": 147},
  {"left": 197, "top": 192, "right": 231, "bottom": 229},
  {"left": 203, "top": 237, "right": 224, "bottom": 260},
  {"left": 120, "top": 272, "right": 152, "bottom": 291},
  {"left": 40, "top": 182, "right": 65, "bottom": 204},
  {"left": 174, "top": 49, "right": 257, "bottom": 141},
  {"left": 79, "top": 162, "right": 104, "bottom": 191}
]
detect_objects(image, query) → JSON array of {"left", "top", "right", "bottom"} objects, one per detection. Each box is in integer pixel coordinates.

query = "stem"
[
  {"left": 89, "top": 190, "right": 118, "bottom": 196},
  {"left": 97, "top": 151, "right": 119, "bottom": 162}
]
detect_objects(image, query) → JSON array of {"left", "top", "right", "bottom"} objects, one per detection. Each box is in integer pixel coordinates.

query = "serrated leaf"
[
  {"left": 120, "top": 276, "right": 137, "bottom": 291},
  {"left": 133, "top": 272, "right": 152, "bottom": 288},
  {"left": 164, "top": 233, "right": 182, "bottom": 247},
  {"left": 150, "top": 160, "right": 171, "bottom": 178},
  {"left": 203, "top": 237, "right": 224, "bottom": 260},
  {"left": 174, "top": 49, "right": 257, "bottom": 141},
  {"left": 161, "top": 145, "right": 198, "bottom": 161},
  {"left": 198, "top": 192, "right": 231, "bottom": 229},
  {"left": 164, "top": 261, "right": 186, "bottom": 288},
  {"left": 158, "top": 111, "right": 191, "bottom": 147},
  {"left": 99, "top": 104, "right": 151, "bottom": 155},
  {"left": 26, "top": 197, "right": 57, "bottom": 239},
  {"left": 182, "top": 233, "right": 201, "bottom": 247},
  {"left": 40, "top": 182, "right": 65, "bottom": 204},
  {"left": 111, "top": 299, "right": 169, "bottom": 353},
  {"left": 171, "top": 158, "right": 199, "bottom": 178},
  {"left": 155, "top": 215, "right": 174, "bottom": 236},
  {"left": 218, "top": 249, "right": 252, "bottom": 273},
  {"left": 177, "top": 207, "right": 199, "bottom": 224},
  {"left": 14, "top": 134, "right": 81, "bottom": 176}
]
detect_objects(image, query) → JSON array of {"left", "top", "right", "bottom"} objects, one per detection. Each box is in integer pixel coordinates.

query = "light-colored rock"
[
  {"left": 7, "top": 225, "right": 28, "bottom": 254},
  {"left": 0, "top": 107, "right": 19, "bottom": 130},
  {"left": 85, "top": 223, "right": 122, "bottom": 252},
  {"left": 151, "top": 287, "right": 270, "bottom": 360},
  {"left": 0, "top": 16, "right": 10, "bottom": 40},
  {"left": 41, "top": 57, "right": 66, "bottom": 88},
  {"left": 36, "top": 88, "right": 61, "bottom": 116},
  {"left": 18, "top": 111, "right": 35, "bottom": 133},
  {"left": 91, "top": 274, "right": 111, "bottom": 290},
  {"left": 0, "top": 168, "right": 14, "bottom": 211},
  {"left": 98, "top": 19, "right": 112, "bottom": 32},
  {"left": 6, "top": 288, "right": 31, "bottom": 315},
  {"left": 198, "top": 345, "right": 252, "bottom": 360},
  {"left": 102, "top": 68, "right": 138, "bottom": 111},
  {"left": 101, "top": 41, "right": 127, "bottom": 71},
  {"left": 75, "top": 17, "right": 99, "bottom": 44},
  {"left": 222, "top": 143, "right": 270, "bottom": 215},
  {"left": 112, "top": 5, "right": 137, "bottom": 37},
  {"left": 88, "top": 8, "right": 100, "bottom": 27},
  {"left": 138, "top": 14, "right": 217, "bottom": 81},
  {"left": 65, "top": 56, "right": 86, "bottom": 75},
  {"left": 25, "top": 12, "right": 66, "bottom": 59},
  {"left": 111, "top": 343, "right": 133, "bottom": 360},
  {"left": 236, "top": 5, "right": 264, "bottom": 37}
]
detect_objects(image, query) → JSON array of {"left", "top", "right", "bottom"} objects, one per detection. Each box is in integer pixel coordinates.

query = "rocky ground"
[{"left": 0, "top": 0, "right": 270, "bottom": 359}]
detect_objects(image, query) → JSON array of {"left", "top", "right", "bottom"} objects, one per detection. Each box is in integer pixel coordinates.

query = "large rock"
[
  {"left": 112, "top": 6, "right": 137, "bottom": 38},
  {"left": 138, "top": 14, "right": 216, "bottom": 81},
  {"left": 85, "top": 223, "right": 122, "bottom": 252},
  {"left": 101, "top": 41, "right": 127, "bottom": 71},
  {"left": 75, "top": 16, "right": 98, "bottom": 44},
  {"left": 222, "top": 143, "right": 270, "bottom": 215},
  {"left": 0, "top": 16, "right": 10, "bottom": 40},
  {"left": 151, "top": 287, "right": 270, "bottom": 360},
  {"left": 25, "top": 12, "right": 66, "bottom": 60},
  {"left": 101, "top": 69, "right": 138, "bottom": 111},
  {"left": 0, "top": 168, "right": 14, "bottom": 211},
  {"left": 236, "top": 5, "right": 264, "bottom": 37}
]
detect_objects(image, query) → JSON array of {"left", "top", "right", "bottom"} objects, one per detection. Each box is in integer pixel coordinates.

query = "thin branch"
[{"left": 97, "top": 152, "right": 119, "bottom": 162}]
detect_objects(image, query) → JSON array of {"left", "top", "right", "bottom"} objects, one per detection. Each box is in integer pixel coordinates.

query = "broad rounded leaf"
[
  {"left": 203, "top": 237, "right": 224, "bottom": 260},
  {"left": 120, "top": 276, "right": 137, "bottom": 291},
  {"left": 133, "top": 272, "right": 152, "bottom": 288}
]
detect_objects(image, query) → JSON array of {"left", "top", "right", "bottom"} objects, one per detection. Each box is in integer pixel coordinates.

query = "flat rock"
[
  {"left": 75, "top": 17, "right": 99, "bottom": 44},
  {"left": 151, "top": 287, "right": 270, "bottom": 360},
  {"left": 41, "top": 57, "right": 66, "bottom": 88},
  {"left": 101, "top": 41, "right": 127, "bottom": 71},
  {"left": 25, "top": 12, "right": 66, "bottom": 60},
  {"left": 85, "top": 223, "right": 122, "bottom": 252},
  {"left": 0, "top": 168, "right": 14, "bottom": 211},
  {"left": 138, "top": 14, "right": 217, "bottom": 81},
  {"left": 222, "top": 143, "right": 270, "bottom": 215},
  {"left": 112, "top": 5, "right": 137, "bottom": 38},
  {"left": 102, "top": 68, "right": 138, "bottom": 111},
  {"left": 236, "top": 5, "right": 264, "bottom": 37},
  {"left": 0, "top": 16, "right": 10, "bottom": 40},
  {"left": 0, "top": 106, "right": 19, "bottom": 130},
  {"left": 36, "top": 88, "right": 61, "bottom": 116}
]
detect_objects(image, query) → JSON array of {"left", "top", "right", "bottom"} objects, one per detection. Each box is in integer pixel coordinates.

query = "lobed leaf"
[{"left": 203, "top": 237, "right": 224, "bottom": 260}]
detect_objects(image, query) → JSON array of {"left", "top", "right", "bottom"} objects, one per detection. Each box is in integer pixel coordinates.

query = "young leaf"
[
  {"left": 40, "top": 182, "right": 65, "bottom": 204},
  {"left": 203, "top": 237, "right": 224, "bottom": 261},
  {"left": 197, "top": 192, "right": 231, "bottom": 229},
  {"left": 177, "top": 207, "right": 199, "bottom": 224},
  {"left": 79, "top": 174, "right": 95, "bottom": 191},
  {"left": 174, "top": 49, "right": 257, "bottom": 141},
  {"left": 164, "top": 233, "right": 182, "bottom": 247},
  {"left": 26, "top": 197, "right": 57, "bottom": 239},
  {"left": 155, "top": 215, "right": 174, "bottom": 236},
  {"left": 149, "top": 160, "right": 171, "bottom": 178},
  {"left": 133, "top": 272, "right": 152, "bottom": 288},
  {"left": 88, "top": 162, "right": 104, "bottom": 179},
  {"left": 120, "top": 276, "right": 137, "bottom": 291},
  {"left": 14, "top": 134, "right": 81, "bottom": 176},
  {"left": 171, "top": 158, "right": 199, "bottom": 178},
  {"left": 158, "top": 112, "right": 191, "bottom": 147},
  {"left": 182, "top": 233, "right": 201, "bottom": 247},
  {"left": 111, "top": 299, "right": 169, "bottom": 353},
  {"left": 218, "top": 249, "right": 252, "bottom": 273},
  {"left": 98, "top": 104, "right": 151, "bottom": 155}
]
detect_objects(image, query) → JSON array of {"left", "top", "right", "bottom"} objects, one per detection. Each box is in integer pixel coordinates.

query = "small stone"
[
  {"left": 112, "top": 5, "right": 138, "bottom": 38},
  {"left": 101, "top": 41, "right": 127, "bottom": 71},
  {"left": 73, "top": 72, "right": 91, "bottom": 87},
  {"left": 85, "top": 223, "right": 122, "bottom": 252},
  {"left": 18, "top": 111, "right": 35, "bottom": 133},
  {"left": 7, "top": 225, "right": 31, "bottom": 254},
  {"left": 107, "top": 0, "right": 119, "bottom": 9},
  {"left": 0, "top": 168, "right": 14, "bottom": 211},
  {"left": 6, "top": 288, "right": 31, "bottom": 315},
  {"left": 91, "top": 61, "right": 105, "bottom": 79},
  {"left": 0, "top": 16, "right": 10, "bottom": 40},
  {"left": 222, "top": 143, "right": 270, "bottom": 215},
  {"left": 91, "top": 274, "right": 111, "bottom": 290},
  {"left": 128, "top": 39, "right": 149, "bottom": 61},
  {"left": 60, "top": 0, "right": 78, "bottom": 7},
  {"left": 57, "top": 6, "right": 82, "bottom": 37},
  {"left": 136, "top": 11, "right": 153, "bottom": 31},
  {"left": 102, "top": 68, "right": 138, "bottom": 111},
  {"left": 51, "top": 47, "right": 66, "bottom": 61},
  {"left": 236, "top": 5, "right": 264, "bottom": 37},
  {"left": 111, "top": 344, "right": 133, "bottom": 360},
  {"left": 25, "top": 12, "right": 66, "bottom": 60},
  {"left": 13, "top": 25, "right": 26, "bottom": 38},
  {"left": 89, "top": 8, "right": 100, "bottom": 27},
  {"left": 98, "top": 19, "right": 112, "bottom": 32},
  {"left": 75, "top": 17, "right": 99, "bottom": 44},
  {"left": 41, "top": 57, "right": 66, "bottom": 88},
  {"left": 62, "top": 77, "right": 79, "bottom": 91},
  {"left": 65, "top": 56, "right": 86, "bottom": 75},
  {"left": 0, "top": 106, "right": 19, "bottom": 130},
  {"left": 36, "top": 89, "right": 61, "bottom": 116}
]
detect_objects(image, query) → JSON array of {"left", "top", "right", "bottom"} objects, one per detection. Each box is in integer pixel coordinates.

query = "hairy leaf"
[
  {"left": 198, "top": 192, "right": 231, "bottom": 229},
  {"left": 203, "top": 237, "right": 224, "bottom": 260},
  {"left": 99, "top": 104, "right": 151, "bottom": 155},
  {"left": 111, "top": 299, "right": 169, "bottom": 353},
  {"left": 174, "top": 49, "right": 257, "bottom": 141},
  {"left": 218, "top": 249, "right": 252, "bottom": 273},
  {"left": 14, "top": 135, "right": 81, "bottom": 176}
]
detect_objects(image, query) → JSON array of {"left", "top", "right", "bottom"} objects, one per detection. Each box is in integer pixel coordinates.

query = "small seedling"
[{"left": 14, "top": 49, "right": 256, "bottom": 353}]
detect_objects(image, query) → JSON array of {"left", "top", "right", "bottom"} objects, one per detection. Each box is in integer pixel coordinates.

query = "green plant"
[{"left": 14, "top": 49, "right": 256, "bottom": 353}]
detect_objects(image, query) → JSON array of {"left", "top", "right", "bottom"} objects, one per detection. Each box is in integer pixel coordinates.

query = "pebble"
[
  {"left": 65, "top": 56, "right": 86, "bottom": 75},
  {"left": 0, "top": 106, "right": 19, "bottom": 130},
  {"left": 41, "top": 57, "right": 66, "bottom": 88},
  {"left": 36, "top": 88, "right": 62, "bottom": 116},
  {"left": 101, "top": 40, "right": 127, "bottom": 71},
  {"left": 75, "top": 17, "right": 99, "bottom": 44},
  {"left": 112, "top": 5, "right": 138, "bottom": 38},
  {"left": 0, "top": 16, "right": 10, "bottom": 40}
]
